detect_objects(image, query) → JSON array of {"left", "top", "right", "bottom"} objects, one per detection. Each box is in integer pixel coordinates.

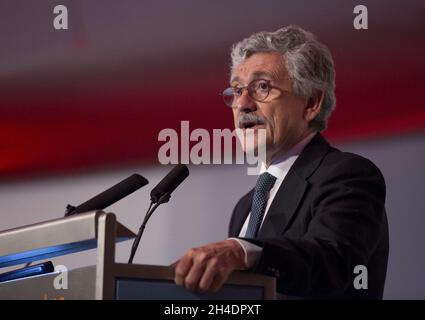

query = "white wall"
[
  {"left": 1, "top": 133, "right": 424, "bottom": 299},
  {"left": 0, "top": 164, "right": 256, "bottom": 270}
]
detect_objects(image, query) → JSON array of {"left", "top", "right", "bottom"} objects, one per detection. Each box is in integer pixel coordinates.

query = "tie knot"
[{"left": 255, "top": 172, "right": 276, "bottom": 194}]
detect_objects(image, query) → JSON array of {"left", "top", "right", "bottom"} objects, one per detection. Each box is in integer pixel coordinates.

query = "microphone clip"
[
  {"left": 64, "top": 204, "right": 77, "bottom": 217},
  {"left": 155, "top": 193, "right": 171, "bottom": 205}
]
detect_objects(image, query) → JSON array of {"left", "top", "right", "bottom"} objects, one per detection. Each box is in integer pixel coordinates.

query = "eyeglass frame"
[{"left": 221, "top": 78, "right": 284, "bottom": 108}]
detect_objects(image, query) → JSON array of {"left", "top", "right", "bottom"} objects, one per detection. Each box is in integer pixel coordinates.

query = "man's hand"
[{"left": 173, "top": 239, "right": 247, "bottom": 293}]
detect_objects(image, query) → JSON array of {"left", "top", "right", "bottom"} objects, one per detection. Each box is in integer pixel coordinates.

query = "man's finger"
[
  {"left": 209, "top": 270, "right": 228, "bottom": 293},
  {"left": 198, "top": 257, "right": 220, "bottom": 292},
  {"left": 183, "top": 261, "right": 206, "bottom": 292},
  {"left": 174, "top": 255, "right": 193, "bottom": 286}
]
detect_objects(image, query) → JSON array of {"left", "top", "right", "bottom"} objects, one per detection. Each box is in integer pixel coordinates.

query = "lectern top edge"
[{"left": 0, "top": 211, "right": 136, "bottom": 268}]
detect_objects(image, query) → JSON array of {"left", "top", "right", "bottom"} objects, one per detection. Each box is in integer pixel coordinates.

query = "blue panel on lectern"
[
  {"left": 0, "top": 236, "right": 131, "bottom": 268},
  {"left": 0, "top": 240, "right": 97, "bottom": 268}
]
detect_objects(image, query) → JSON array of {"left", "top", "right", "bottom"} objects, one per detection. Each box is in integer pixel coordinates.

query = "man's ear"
[{"left": 304, "top": 90, "right": 324, "bottom": 122}]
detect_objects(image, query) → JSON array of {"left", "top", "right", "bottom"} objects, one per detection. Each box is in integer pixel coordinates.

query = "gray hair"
[{"left": 230, "top": 25, "right": 336, "bottom": 132}]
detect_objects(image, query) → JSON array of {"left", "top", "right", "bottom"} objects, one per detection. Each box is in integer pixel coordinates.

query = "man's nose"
[{"left": 234, "top": 89, "right": 256, "bottom": 113}]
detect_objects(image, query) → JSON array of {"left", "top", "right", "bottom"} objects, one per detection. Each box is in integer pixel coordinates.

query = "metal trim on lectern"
[
  {"left": 0, "top": 211, "right": 275, "bottom": 300},
  {"left": 0, "top": 211, "right": 134, "bottom": 268}
]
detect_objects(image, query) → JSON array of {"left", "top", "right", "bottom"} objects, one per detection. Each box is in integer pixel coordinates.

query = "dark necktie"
[{"left": 245, "top": 172, "right": 277, "bottom": 238}]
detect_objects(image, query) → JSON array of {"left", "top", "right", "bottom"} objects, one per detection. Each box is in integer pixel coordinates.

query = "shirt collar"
[{"left": 260, "top": 132, "right": 316, "bottom": 180}]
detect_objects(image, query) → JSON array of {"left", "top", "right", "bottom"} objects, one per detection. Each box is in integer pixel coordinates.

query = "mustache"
[{"left": 238, "top": 113, "right": 266, "bottom": 128}]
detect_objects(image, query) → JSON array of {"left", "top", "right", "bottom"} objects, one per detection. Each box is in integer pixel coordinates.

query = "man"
[{"left": 174, "top": 25, "right": 388, "bottom": 299}]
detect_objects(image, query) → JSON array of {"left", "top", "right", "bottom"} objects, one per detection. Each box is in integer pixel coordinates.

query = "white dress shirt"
[{"left": 229, "top": 132, "right": 316, "bottom": 268}]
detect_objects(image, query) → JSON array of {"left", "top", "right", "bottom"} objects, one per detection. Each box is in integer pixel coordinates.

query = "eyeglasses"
[{"left": 221, "top": 79, "right": 276, "bottom": 108}]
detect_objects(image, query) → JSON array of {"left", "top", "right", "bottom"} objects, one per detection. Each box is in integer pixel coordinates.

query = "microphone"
[
  {"left": 65, "top": 173, "right": 149, "bottom": 216},
  {"left": 150, "top": 164, "right": 189, "bottom": 203},
  {"left": 128, "top": 164, "right": 189, "bottom": 263}
]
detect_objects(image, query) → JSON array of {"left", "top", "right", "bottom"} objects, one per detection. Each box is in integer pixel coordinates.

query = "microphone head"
[
  {"left": 69, "top": 173, "right": 149, "bottom": 215},
  {"left": 150, "top": 164, "right": 189, "bottom": 203}
]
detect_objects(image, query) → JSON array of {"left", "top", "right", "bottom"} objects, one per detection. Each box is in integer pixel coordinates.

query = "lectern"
[{"left": 0, "top": 211, "right": 275, "bottom": 299}]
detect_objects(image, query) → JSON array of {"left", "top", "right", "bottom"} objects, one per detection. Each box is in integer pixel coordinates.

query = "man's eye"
[
  {"left": 234, "top": 88, "right": 243, "bottom": 96},
  {"left": 257, "top": 81, "right": 270, "bottom": 91}
]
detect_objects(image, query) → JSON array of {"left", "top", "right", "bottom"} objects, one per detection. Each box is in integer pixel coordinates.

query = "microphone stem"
[
  {"left": 128, "top": 225, "right": 146, "bottom": 264},
  {"left": 128, "top": 193, "right": 171, "bottom": 264}
]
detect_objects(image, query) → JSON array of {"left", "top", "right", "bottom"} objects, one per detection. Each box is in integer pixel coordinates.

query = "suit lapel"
[
  {"left": 258, "top": 133, "right": 331, "bottom": 237},
  {"left": 258, "top": 172, "right": 308, "bottom": 237}
]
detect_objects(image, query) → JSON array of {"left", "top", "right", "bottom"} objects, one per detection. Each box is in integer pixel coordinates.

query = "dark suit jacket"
[{"left": 228, "top": 133, "right": 389, "bottom": 299}]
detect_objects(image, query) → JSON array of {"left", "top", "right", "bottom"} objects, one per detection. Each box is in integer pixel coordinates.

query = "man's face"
[{"left": 231, "top": 52, "right": 310, "bottom": 162}]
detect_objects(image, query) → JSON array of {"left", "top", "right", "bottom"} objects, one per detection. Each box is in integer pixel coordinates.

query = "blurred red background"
[{"left": 1, "top": 0, "right": 424, "bottom": 179}]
